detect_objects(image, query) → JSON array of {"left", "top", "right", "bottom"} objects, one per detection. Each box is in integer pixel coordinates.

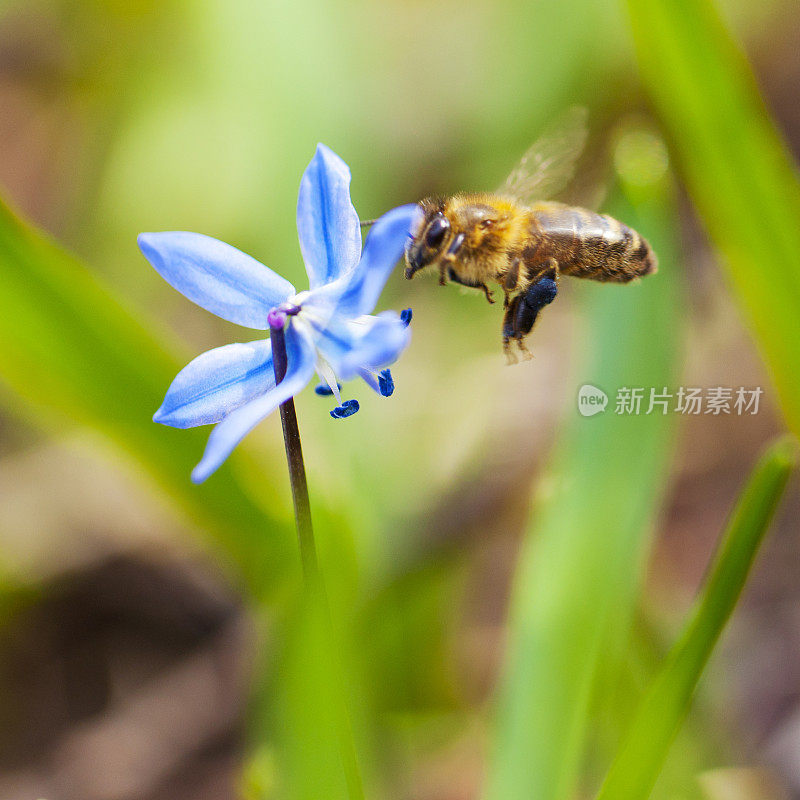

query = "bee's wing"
[{"left": 498, "top": 106, "right": 589, "bottom": 204}]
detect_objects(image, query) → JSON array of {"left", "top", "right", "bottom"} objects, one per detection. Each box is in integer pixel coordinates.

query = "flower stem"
[
  {"left": 270, "top": 323, "right": 318, "bottom": 585},
  {"left": 269, "top": 322, "right": 365, "bottom": 800}
]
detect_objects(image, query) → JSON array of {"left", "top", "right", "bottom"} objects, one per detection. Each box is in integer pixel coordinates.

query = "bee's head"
[{"left": 405, "top": 200, "right": 451, "bottom": 279}]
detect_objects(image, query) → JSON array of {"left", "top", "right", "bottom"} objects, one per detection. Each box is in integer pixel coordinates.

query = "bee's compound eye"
[{"left": 424, "top": 215, "right": 449, "bottom": 248}]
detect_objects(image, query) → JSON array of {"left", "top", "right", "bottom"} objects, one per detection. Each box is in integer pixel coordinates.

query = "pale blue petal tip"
[
  {"left": 378, "top": 369, "right": 394, "bottom": 397},
  {"left": 138, "top": 232, "right": 154, "bottom": 255},
  {"left": 153, "top": 403, "right": 188, "bottom": 428},
  {"left": 330, "top": 399, "right": 359, "bottom": 418},
  {"left": 297, "top": 143, "right": 361, "bottom": 288}
]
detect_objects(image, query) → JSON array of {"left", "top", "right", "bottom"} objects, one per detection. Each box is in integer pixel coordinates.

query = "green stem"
[{"left": 270, "top": 322, "right": 365, "bottom": 800}]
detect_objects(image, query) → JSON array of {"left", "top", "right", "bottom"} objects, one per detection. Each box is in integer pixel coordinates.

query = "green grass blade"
[
  {"left": 626, "top": 0, "right": 800, "bottom": 437},
  {"left": 0, "top": 197, "right": 294, "bottom": 598},
  {"left": 483, "top": 173, "right": 682, "bottom": 800},
  {"left": 595, "top": 435, "right": 797, "bottom": 800}
]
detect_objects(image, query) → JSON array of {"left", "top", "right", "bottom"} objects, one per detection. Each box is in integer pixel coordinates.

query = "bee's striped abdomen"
[{"left": 529, "top": 203, "right": 657, "bottom": 283}]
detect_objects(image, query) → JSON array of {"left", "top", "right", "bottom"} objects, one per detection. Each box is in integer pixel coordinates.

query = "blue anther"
[
  {"left": 314, "top": 382, "right": 341, "bottom": 396},
  {"left": 378, "top": 369, "right": 395, "bottom": 397},
  {"left": 400, "top": 308, "right": 412, "bottom": 326},
  {"left": 330, "top": 399, "right": 360, "bottom": 419}
]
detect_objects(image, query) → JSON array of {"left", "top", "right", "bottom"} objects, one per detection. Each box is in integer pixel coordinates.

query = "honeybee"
[{"left": 403, "top": 108, "right": 658, "bottom": 362}]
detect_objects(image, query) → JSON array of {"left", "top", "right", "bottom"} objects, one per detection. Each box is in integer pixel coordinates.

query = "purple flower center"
[{"left": 267, "top": 302, "right": 301, "bottom": 330}]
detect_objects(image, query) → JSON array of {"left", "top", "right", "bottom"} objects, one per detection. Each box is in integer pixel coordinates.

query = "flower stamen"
[
  {"left": 316, "top": 358, "right": 343, "bottom": 404},
  {"left": 378, "top": 369, "right": 395, "bottom": 397},
  {"left": 314, "top": 382, "right": 341, "bottom": 396},
  {"left": 330, "top": 399, "right": 360, "bottom": 419}
]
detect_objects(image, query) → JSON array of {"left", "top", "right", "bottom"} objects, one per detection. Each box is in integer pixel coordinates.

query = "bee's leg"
[
  {"left": 516, "top": 338, "right": 534, "bottom": 360},
  {"left": 539, "top": 258, "right": 560, "bottom": 285},
  {"left": 503, "top": 339, "right": 518, "bottom": 365},
  {"left": 504, "top": 269, "right": 560, "bottom": 361},
  {"left": 526, "top": 257, "right": 560, "bottom": 286},
  {"left": 445, "top": 265, "right": 496, "bottom": 304},
  {"left": 516, "top": 274, "right": 558, "bottom": 337},
  {"left": 511, "top": 293, "right": 538, "bottom": 361},
  {"left": 438, "top": 263, "right": 448, "bottom": 286},
  {"left": 504, "top": 258, "right": 522, "bottom": 308},
  {"left": 502, "top": 296, "right": 521, "bottom": 364},
  {"left": 501, "top": 293, "right": 537, "bottom": 362}
]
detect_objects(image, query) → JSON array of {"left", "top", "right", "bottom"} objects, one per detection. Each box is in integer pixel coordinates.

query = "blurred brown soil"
[{"left": 0, "top": 554, "right": 251, "bottom": 800}]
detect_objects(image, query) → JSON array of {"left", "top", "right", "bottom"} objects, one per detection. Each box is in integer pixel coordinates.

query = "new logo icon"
[{"left": 577, "top": 384, "right": 608, "bottom": 416}]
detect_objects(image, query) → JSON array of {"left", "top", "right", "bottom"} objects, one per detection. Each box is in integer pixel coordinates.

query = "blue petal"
[
  {"left": 139, "top": 232, "right": 295, "bottom": 329},
  {"left": 191, "top": 324, "right": 315, "bottom": 483},
  {"left": 320, "top": 204, "right": 423, "bottom": 317},
  {"left": 312, "top": 311, "right": 411, "bottom": 382},
  {"left": 154, "top": 340, "right": 274, "bottom": 428},
  {"left": 297, "top": 144, "right": 362, "bottom": 289}
]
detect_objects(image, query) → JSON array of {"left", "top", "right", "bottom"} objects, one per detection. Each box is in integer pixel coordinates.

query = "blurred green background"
[{"left": 0, "top": 0, "right": 798, "bottom": 799}]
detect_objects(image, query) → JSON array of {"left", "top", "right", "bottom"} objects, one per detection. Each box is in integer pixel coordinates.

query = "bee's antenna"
[{"left": 359, "top": 218, "right": 377, "bottom": 228}]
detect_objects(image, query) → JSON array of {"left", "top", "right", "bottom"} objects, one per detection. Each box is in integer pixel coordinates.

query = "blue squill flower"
[{"left": 139, "top": 144, "right": 420, "bottom": 483}]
